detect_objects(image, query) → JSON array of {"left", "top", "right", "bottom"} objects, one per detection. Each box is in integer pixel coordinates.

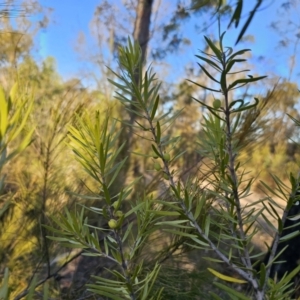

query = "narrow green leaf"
[
  {"left": 151, "top": 144, "right": 161, "bottom": 158},
  {"left": 148, "top": 210, "right": 181, "bottom": 216},
  {"left": 8, "top": 100, "right": 34, "bottom": 143},
  {"left": 228, "top": 76, "right": 267, "bottom": 90},
  {"left": 131, "top": 151, "right": 153, "bottom": 158},
  {"left": 25, "top": 275, "right": 38, "bottom": 300},
  {"left": 104, "top": 238, "right": 109, "bottom": 255},
  {"left": 265, "top": 245, "right": 289, "bottom": 267},
  {"left": 187, "top": 80, "right": 221, "bottom": 93},
  {"left": 190, "top": 236, "right": 209, "bottom": 247},
  {"left": 228, "top": 0, "right": 243, "bottom": 28},
  {"left": 228, "top": 48, "right": 251, "bottom": 61},
  {"left": 279, "top": 230, "right": 300, "bottom": 242},
  {"left": 205, "top": 214, "right": 210, "bottom": 236},
  {"left": 15, "top": 128, "right": 34, "bottom": 153},
  {"left": 122, "top": 222, "right": 133, "bottom": 243},
  {"left": 208, "top": 268, "right": 247, "bottom": 283},
  {"left": 287, "top": 214, "right": 300, "bottom": 222},
  {"left": 220, "top": 70, "right": 227, "bottom": 92},
  {"left": 164, "top": 229, "right": 197, "bottom": 238},
  {"left": 229, "top": 99, "right": 244, "bottom": 110},
  {"left": 156, "top": 121, "right": 161, "bottom": 144},
  {"left": 9, "top": 82, "right": 18, "bottom": 103},
  {"left": 194, "top": 194, "right": 206, "bottom": 219},
  {"left": 124, "top": 202, "right": 145, "bottom": 217},
  {"left": 195, "top": 54, "right": 222, "bottom": 71},
  {"left": 203, "top": 257, "right": 224, "bottom": 263},
  {"left": 0, "top": 268, "right": 10, "bottom": 300},
  {"left": 155, "top": 219, "right": 188, "bottom": 226},
  {"left": 150, "top": 95, "right": 159, "bottom": 120},
  {"left": 232, "top": 98, "right": 259, "bottom": 113},
  {"left": 259, "top": 263, "right": 266, "bottom": 288},
  {"left": 235, "top": 0, "right": 263, "bottom": 45},
  {"left": 225, "top": 59, "right": 246, "bottom": 74},
  {"left": 108, "top": 158, "right": 127, "bottom": 188},
  {"left": 268, "top": 202, "right": 281, "bottom": 221},
  {"left": 213, "top": 282, "right": 250, "bottom": 300},
  {"left": 102, "top": 184, "right": 111, "bottom": 204},
  {"left": 204, "top": 36, "right": 222, "bottom": 61},
  {"left": 261, "top": 213, "right": 277, "bottom": 231},
  {"left": 260, "top": 180, "right": 285, "bottom": 200},
  {"left": 43, "top": 281, "right": 49, "bottom": 300},
  {"left": 0, "top": 87, "right": 8, "bottom": 137},
  {"left": 197, "top": 63, "right": 220, "bottom": 83},
  {"left": 277, "top": 264, "right": 300, "bottom": 287}
]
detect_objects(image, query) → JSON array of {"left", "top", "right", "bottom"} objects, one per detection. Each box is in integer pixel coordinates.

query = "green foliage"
[
  {"left": 0, "top": 84, "right": 34, "bottom": 244},
  {"left": 40, "top": 35, "right": 300, "bottom": 300},
  {"left": 0, "top": 83, "right": 34, "bottom": 298},
  {"left": 1, "top": 3, "right": 300, "bottom": 299},
  {"left": 0, "top": 84, "right": 34, "bottom": 191},
  {"left": 0, "top": 54, "right": 97, "bottom": 298},
  {"left": 0, "top": 268, "right": 10, "bottom": 300},
  {"left": 44, "top": 110, "right": 164, "bottom": 299}
]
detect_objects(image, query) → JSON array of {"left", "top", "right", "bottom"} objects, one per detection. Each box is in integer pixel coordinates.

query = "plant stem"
[
  {"left": 146, "top": 103, "right": 262, "bottom": 294},
  {"left": 221, "top": 55, "right": 262, "bottom": 297}
]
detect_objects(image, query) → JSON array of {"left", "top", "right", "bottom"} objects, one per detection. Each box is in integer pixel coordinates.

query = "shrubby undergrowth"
[{"left": 1, "top": 33, "right": 300, "bottom": 300}]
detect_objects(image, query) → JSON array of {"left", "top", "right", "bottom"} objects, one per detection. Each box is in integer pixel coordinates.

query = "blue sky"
[{"left": 35, "top": 0, "right": 300, "bottom": 87}]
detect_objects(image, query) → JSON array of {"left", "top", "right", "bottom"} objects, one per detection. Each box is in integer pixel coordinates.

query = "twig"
[{"left": 14, "top": 250, "right": 83, "bottom": 300}]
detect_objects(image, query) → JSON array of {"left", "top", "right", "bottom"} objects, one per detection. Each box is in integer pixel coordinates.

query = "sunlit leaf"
[
  {"left": 0, "top": 87, "right": 8, "bottom": 138},
  {"left": 208, "top": 268, "right": 247, "bottom": 283}
]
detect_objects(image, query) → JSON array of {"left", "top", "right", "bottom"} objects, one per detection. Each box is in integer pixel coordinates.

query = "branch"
[{"left": 14, "top": 250, "right": 83, "bottom": 300}]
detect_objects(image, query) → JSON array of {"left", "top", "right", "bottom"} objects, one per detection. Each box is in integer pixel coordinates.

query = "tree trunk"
[
  {"left": 133, "top": 0, "right": 153, "bottom": 67},
  {"left": 129, "top": 0, "right": 153, "bottom": 127},
  {"left": 117, "top": 0, "right": 154, "bottom": 183}
]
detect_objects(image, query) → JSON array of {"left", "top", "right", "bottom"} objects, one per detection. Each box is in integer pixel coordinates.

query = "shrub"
[{"left": 2, "top": 34, "right": 300, "bottom": 299}]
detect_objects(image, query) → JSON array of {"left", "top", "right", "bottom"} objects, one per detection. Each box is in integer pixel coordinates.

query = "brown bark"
[
  {"left": 118, "top": 0, "right": 154, "bottom": 181},
  {"left": 128, "top": 0, "right": 154, "bottom": 127},
  {"left": 133, "top": 0, "right": 153, "bottom": 66}
]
